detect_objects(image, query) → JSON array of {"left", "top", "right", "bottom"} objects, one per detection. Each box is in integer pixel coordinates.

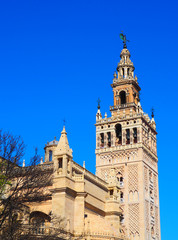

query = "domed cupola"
[{"left": 117, "top": 48, "right": 135, "bottom": 80}]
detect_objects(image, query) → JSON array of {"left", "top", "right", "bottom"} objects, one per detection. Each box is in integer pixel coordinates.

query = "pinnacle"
[{"left": 55, "top": 126, "right": 73, "bottom": 157}]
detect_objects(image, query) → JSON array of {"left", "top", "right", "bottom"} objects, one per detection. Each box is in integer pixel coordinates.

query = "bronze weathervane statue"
[{"left": 120, "top": 32, "right": 129, "bottom": 48}]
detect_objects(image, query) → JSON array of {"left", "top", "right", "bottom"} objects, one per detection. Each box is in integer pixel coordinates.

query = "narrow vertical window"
[
  {"left": 120, "top": 192, "right": 124, "bottom": 202},
  {"left": 107, "top": 132, "right": 111, "bottom": 147},
  {"left": 126, "top": 129, "right": 130, "bottom": 144},
  {"left": 58, "top": 158, "right": 63, "bottom": 168},
  {"left": 122, "top": 68, "right": 124, "bottom": 77},
  {"left": 120, "top": 214, "right": 124, "bottom": 224},
  {"left": 115, "top": 124, "right": 122, "bottom": 145},
  {"left": 110, "top": 189, "right": 113, "bottom": 196},
  {"left": 49, "top": 150, "right": 52, "bottom": 162},
  {"left": 120, "top": 177, "right": 124, "bottom": 186},
  {"left": 133, "top": 128, "right": 137, "bottom": 143},
  {"left": 120, "top": 91, "right": 126, "bottom": 104},
  {"left": 127, "top": 68, "right": 130, "bottom": 76},
  {"left": 100, "top": 133, "right": 104, "bottom": 147}
]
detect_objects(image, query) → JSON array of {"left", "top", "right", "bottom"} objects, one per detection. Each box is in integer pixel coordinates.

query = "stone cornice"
[{"left": 111, "top": 79, "right": 141, "bottom": 91}]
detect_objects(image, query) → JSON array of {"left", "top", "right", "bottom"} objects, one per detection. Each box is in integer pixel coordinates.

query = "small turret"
[
  {"left": 55, "top": 126, "right": 73, "bottom": 157},
  {"left": 53, "top": 126, "right": 73, "bottom": 177},
  {"left": 96, "top": 98, "right": 102, "bottom": 121}
]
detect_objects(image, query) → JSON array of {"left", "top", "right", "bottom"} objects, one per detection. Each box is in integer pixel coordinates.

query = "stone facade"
[{"left": 26, "top": 45, "right": 161, "bottom": 240}]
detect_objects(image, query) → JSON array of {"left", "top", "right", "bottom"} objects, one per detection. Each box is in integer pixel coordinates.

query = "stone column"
[{"left": 123, "top": 129, "right": 126, "bottom": 145}]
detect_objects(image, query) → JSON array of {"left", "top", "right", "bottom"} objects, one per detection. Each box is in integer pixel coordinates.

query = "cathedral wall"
[
  {"left": 84, "top": 179, "right": 107, "bottom": 212},
  {"left": 65, "top": 194, "right": 75, "bottom": 231},
  {"left": 29, "top": 199, "right": 52, "bottom": 216}
]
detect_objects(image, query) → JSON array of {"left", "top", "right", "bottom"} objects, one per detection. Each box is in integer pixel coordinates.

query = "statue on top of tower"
[{"left": 119, "top": 32, "right": 129, "bottom": 49}]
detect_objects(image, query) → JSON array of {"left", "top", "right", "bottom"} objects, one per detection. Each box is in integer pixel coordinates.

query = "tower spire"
[
  {"left": 151, "top": 107, "right": 155, "bottom": 118},
  {"left": 55, "top": 126, "right": 73, "bottom": 157},
  {"left": 97, "top": 98, "right": 101, "bottom": 109}
]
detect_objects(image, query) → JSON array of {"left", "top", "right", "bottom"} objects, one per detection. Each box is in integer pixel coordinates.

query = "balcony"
[{"left": 110, "top": 102, "right": 136, "bottom": 111}]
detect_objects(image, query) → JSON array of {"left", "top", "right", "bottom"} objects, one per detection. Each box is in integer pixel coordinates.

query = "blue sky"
[{"left": 0, "top": 0, "right": 178, "bottom": 238}]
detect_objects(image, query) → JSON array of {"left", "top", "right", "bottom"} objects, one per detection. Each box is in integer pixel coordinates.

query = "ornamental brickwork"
[{"left": 95, "top": 45, "right": 161, "bottom": 240}]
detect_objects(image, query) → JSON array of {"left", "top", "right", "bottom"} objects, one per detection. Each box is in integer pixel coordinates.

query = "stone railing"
[
  {"left": 96, "top": 112, "right": 143, "bottom": 124},
  {"left": 96, "top": 142, "right": 142, "bottom": 153},
  {"left": 72, "top": 160, "right": 107, "bottom": 189},
  {"left": 73, "top": 174, "right": 84, "bottom": 181},
  {"left": 110, "top": 102, "right": 136, "bottom": 111},
  {"left": 74, "top": 231, "right": 128, "bottom": 240}
]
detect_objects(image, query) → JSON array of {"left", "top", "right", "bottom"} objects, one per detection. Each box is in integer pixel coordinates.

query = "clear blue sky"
[{"left": 0, "top": 0, "right": 177, "bottom": 239}]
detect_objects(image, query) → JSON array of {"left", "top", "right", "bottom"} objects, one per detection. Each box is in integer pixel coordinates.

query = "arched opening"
[
  {"left": 133, "top": 190, "right": 139, "bottom": 201},
  {"left": 120, "top": 91, "right": 126, "bottom": 104},
  {"left": 129, "top": 191, "right": 133, "bottom": 202},
  {"left": 122, "top": 68, "right": 124, "bottom": 77},
  {"left": 120, "top": 177, "right": 124, "bottom": 186},
  {"left": 100, "top": 133, "right": 104, "bottom": 147},
  {"left": 30, "top": 211, "right": 51, "bottom": 235},
  {"left": 127, "top": 68, "right": 130, "bottom": 76},
  {"left": 149, "top": 171, "right": 153, "bottom": 184},
  {"left": 151, "top": 226, "right": 154, "bottom": 237},
  {"left": 58, "top": 158, "right": 63, "bottom": 169},
  {"left": 126, "top": 129, "right": 130, "bottom": 144},
  {"left": 150, "top": 205, "right": 154, "bottom": 217},
  {"left": 49, "top": 150, "right": 53, "bottom": 162},
  {"left": 120, "top": 214, "right": 124, "bottom": 224},
  {"left": 107, "top": 132, "right": 111, "bottom": 147},
  {"left": 109, "top": 189, "right": 113, "bottom": 196},
  {"left": 115, "top": 124, "right": 122, "bottom": 145},
  {"left": 150, "top": 190, "right": 153, "bottom": 198},
  {"left": 133, "top": 128, "right": 137, "bottom": 143},
  {"left": 120, "top": 192, "right": 124, "bottom": 202}
]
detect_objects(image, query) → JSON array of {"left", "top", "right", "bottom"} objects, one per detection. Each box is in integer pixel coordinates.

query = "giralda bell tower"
[{"left": 95, "top": 35, "right": 161, "bottom": 240}]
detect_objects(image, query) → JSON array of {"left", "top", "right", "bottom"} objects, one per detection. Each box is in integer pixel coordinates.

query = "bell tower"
[{"left": 95, "top": 36, "right": 161, "bottom": 240}]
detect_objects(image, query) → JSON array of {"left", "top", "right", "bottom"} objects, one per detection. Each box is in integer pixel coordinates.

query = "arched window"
[
  {"left": 122, "top": 68, "right": 124, "bottom": 77},
  {"left": 49, "top": 150, "right": 53, "bottom": 162},
  {"left": 127, "top": 68, "right": 130, "bottom": 76},
  {"left": 115, "top": 124, "right": 122, "bottom": 144},
  {"left": 30, "top": 211, "right": 51, "bottom": 235},
  {"left": 150, "top": 205, "right": 154, "bottom": 217},
  {"left": 149, "top": 171, "right": 153, "bottom": 181},
  {"left": 120, "top": 214, "right": 124, "bottom": 224},
  {"left": 126, "top": 129, "right": 130, "bottom": 144},
  {"left": 150, "top": 190, "right": 153, "bottom": 198},
  {"left": 120, "top": 91, "right": 126, "bottom": 104},
  {"left": 120, "top": 192, "right": 124, "bottom": 202},
  {"left": 151, "top": 226, "right": 154, "bottom": 237},
  {"left": 133, "top": 128, "right": 137, "bottom": 143},
  {"left": 58, "top": 158, "right": 63, "bottom": 168},
  {"left": 107, "top": 132, "right": 111, "bottom": 147},
  {"left": 100, "top": 133, "right": 104, "bottom": 147}
]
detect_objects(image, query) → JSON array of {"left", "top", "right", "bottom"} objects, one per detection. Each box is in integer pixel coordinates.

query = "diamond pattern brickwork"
[
  {"left": 129, "top": 203, "right": 140, "bottom": 234},
  {"left": 128, "top": 164, "right": 138, "bottom": 192}
]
